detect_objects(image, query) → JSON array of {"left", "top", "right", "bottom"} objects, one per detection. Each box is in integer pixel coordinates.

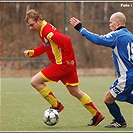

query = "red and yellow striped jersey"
[{"left": 30, "top": 20, "right": 75, "bottom": 65}]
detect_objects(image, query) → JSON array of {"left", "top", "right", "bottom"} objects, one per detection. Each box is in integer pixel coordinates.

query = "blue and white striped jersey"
[{"left": 79, "top": 27, "right": 133, "bottom": 77}]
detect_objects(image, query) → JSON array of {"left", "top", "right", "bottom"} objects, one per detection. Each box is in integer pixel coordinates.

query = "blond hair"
[{"left": 24, "top": 9, "right": 42, "bottom": 23}]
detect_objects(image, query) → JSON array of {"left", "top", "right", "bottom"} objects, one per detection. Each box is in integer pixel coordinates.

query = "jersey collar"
[
  {"left": 40, "top": 20, "right": 47, "bottom": 37},
  {"left": 115, "top": 26, "right": 126, "bottom": 31}
]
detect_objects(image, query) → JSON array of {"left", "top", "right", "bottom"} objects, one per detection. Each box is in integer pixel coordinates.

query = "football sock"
[
  {"left": 39, "top": 85, "right": 59, "bottom": 107},
  {"left": 79, "top": 94, "right": 99, "bottom": 116},
  {"left": 125, "top": 93, "right": 133, "bottom": 104},
  {"left": 105, "top": 102, "right": 125, "bottom": 123}
]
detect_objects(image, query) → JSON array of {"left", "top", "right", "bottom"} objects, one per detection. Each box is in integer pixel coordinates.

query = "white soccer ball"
[{"left": 42, "top": 109, "right": 60, "bottom": 126}]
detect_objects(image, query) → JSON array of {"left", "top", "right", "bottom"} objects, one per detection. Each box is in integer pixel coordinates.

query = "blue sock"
[
  {"left": 105, "top": 102, "right": 125, "bottom": 123},
  {"left": 125, "top": 93, "right": 133, "bottom": 104}
]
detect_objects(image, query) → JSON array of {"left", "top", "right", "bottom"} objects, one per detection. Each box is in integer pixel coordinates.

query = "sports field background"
[
  {"left": 1, "top": 2, "right": 133, "bottom": 132},
  {"left": 1, "top": 76, "right": 133, "bottom": 132}
]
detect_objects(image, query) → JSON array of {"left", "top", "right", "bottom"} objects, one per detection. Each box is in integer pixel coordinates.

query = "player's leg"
[
  {"left": 125, "top": 71, "right": 133, "bottom": 104},
  {"left": 66, "top": 85, "right": 99, "bottom": 115},
  {"left": 61, "top": 63, "right": 105, "bottom": 126},
  {"left": 66, "top": 85, "right": 105, "bottom": 126},
  {"left": 30, "top": 72, "right": 64, "bottom": 112},
  {"left": 125, "top": 93, "right": 133, "bottom": 104},
  {"left": 104, "top": 90, "right": 126, "bottom": 128},
  {"left": 104, "top": 73, "right": 133, "bottom": 128}
]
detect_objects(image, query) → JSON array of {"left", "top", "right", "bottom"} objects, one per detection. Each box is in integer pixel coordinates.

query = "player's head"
[
  {"left": 109, "top": 12, "right": 126, "bottom": 31},
  {"left": 24, "top": 9, "right": 43, "bottom": 31}
]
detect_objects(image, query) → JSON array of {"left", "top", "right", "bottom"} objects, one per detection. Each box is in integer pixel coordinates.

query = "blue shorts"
[{"left": 110, "top": 69, "right": 133, "bottom": 101}]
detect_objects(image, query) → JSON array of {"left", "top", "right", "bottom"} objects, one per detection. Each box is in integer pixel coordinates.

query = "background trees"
[{"left": 1, "top": 2, "right": 133, "bottom": 70}]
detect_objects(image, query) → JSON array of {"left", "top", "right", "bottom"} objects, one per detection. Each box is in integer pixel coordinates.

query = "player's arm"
[
  {"left": 70, "top": 17, "right": 82, "bottom": 31},
  {"left": 24, "top": 43, "right": 46, "bottom": 58},
  {"left": 43, "top": 23, "right": 69, "bottom": 48},
  {"left": 24, "top": 50, "right": 34, "bottom": 57},
  {"left": 70, "top": 17, "right": 115, "bottom": 48},
  {"left": 51, "top": 33, "right": 75, "bottom": 66},
  {"left": 46, "top": 31, "right": 66, "bottom": 48},
  {"left": 46, "top": 30, "right": 75, "bottom": 65}
]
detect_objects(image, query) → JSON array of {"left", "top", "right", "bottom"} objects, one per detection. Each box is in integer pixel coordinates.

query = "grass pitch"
[{"left": 1, "top": 77, "right": 133, "bottom": 132}]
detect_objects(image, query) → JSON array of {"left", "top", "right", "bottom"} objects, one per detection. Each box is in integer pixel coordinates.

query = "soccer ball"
[{"left": 42, "top": 109, "right": 60, "bottom": 126}]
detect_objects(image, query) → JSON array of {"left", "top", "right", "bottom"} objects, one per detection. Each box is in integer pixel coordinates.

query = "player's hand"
[
  {"left": 70, "top": 17, "right": 82, "bottom": 31},
  {"left": 24, "top": 50, "right": 30, "bottom": 57},
  {"left": 70, "top": 17, "right": 81, "bottom": 27},
  {"left": 67, "top": 60, "right": 74, "bottom": 66}
]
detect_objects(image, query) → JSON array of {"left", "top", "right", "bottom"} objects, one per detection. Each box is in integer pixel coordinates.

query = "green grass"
[{"left": 1, "top": 77, "right": 133, "bottom": 132}]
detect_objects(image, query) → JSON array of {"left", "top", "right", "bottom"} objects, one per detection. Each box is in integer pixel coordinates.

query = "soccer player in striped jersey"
[
  {"left": 70, "top": 12, "right": 133, "bottom": 128},
  {"left": 24, "top": 9, "right": 104, "bottom": 126}
]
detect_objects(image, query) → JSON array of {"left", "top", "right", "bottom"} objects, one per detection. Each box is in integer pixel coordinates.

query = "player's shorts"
[
  {"left": 110, "top": 69, "right": 133, "bottom": 101},
  {"left": 39, "top": 61, "right": 79, "bottom": 86}
]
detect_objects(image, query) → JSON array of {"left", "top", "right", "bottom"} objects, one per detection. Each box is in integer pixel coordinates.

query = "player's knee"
[
  {"left": 104, "top": 93, "right": 115, "bottom": 104},
  {"left": 30, "top": 77, "right": 36, "bottom": 88},
  {"left": 68, "top": 88, "right": 77, "bottom": 97},
  {"left": 103, "top": 96, "right": 108, "bottom": 103},
  {"left": 66, "top": 85, "right": 82, "bottom": 98},
  {"left": 103, "top": 93, "right": 110, "bottom": 103},
  {"left": 69, "top": 88, "right": 81, "bottom": 98}
]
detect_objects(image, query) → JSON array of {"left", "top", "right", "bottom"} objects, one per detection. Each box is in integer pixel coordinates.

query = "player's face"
[
  {"left": 109, "top": 17, "right": 118, "bottom": 31},
  {"left": 27, "top": 18, "right": 40, "bottom": 32}
]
